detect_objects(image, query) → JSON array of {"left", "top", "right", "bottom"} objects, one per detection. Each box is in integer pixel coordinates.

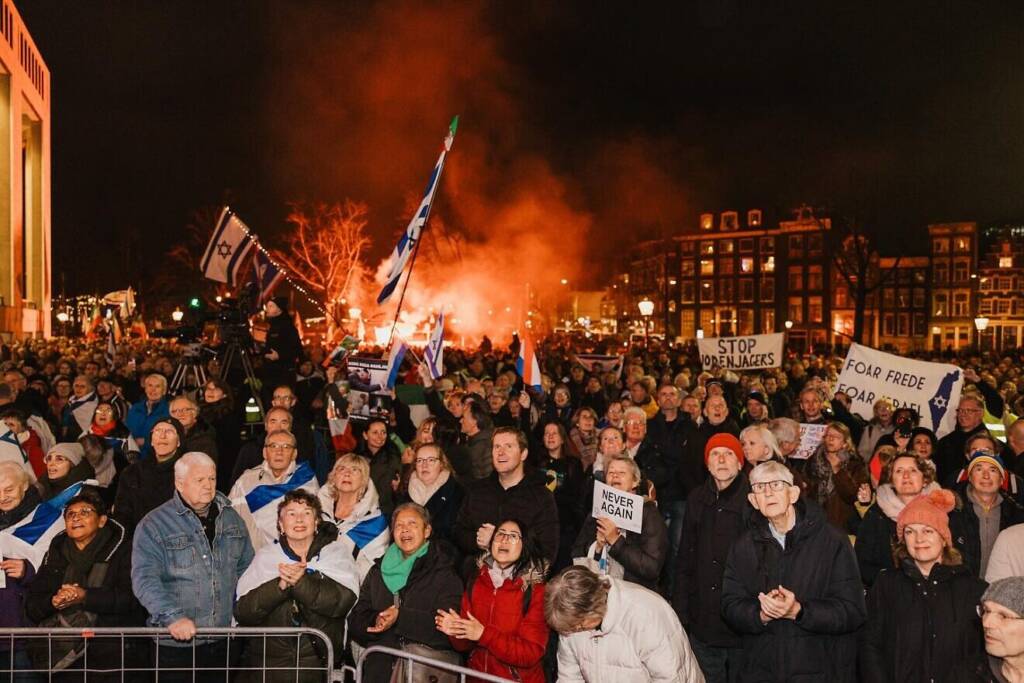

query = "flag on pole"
[
  {"left": 385, "top": 337, "right": 409, "bottom": 389},
  {"left": 516, "top": 330, "right": 543, "bottom": 391},
  {"left": 130, "top": 314, "right": 148, "bottom": 340},
  {"left": 423, "top": 312, "right": 445, "bottom": 380},
  {"left": 200, "top": 207, "right": 256, "bottom": 285},
  {"left": 85, "top": 305, "right": 103, "bottom": 342},
  {"left": 377, "top": 116, "right": 459, "bottom": 304},
  {"left": 251, "top": 250, "right": 285, "bottom": 309},
  {"left": 322, "top": 335, "right": 360, "bottom": 369},
  {"left": 105, "top": 323, "right": 117, "bottom": 369}
]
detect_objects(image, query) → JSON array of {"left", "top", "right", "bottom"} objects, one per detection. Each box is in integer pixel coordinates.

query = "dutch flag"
[
  {"left": 385, "top": 337, "right": 409, "bottom": 389},
  {"left": 516, "top": 330, "right": 543, "bottom": 391}
]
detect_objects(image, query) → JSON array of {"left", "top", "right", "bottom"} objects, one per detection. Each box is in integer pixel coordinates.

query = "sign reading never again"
[
  {"left": 591, "top": 480, "right": 644, "bottom": 534},
  {"left": 697, "top": 333, "right": 784, "bottom": 371}
]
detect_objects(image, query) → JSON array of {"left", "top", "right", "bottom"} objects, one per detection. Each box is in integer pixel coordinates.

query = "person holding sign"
[
  {"left": 571, "top": 453, "right": 668, "bottom": 591},
  {"left": 721, "top": 461, "right": 865, "bottom": 683}
]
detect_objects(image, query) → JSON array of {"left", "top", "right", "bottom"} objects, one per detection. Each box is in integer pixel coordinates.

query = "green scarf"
[{"left": 381, "top": 541, "right": 429, "bottom": 594}]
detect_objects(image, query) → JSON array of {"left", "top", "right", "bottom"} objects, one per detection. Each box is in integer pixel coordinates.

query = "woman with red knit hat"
[{"left": 861, "top": 488, "right": 987, "bottom": 682}]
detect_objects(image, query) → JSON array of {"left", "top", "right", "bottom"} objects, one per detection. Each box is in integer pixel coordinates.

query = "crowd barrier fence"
[{"left": 353, "top": 645, "right": 516, "bottom": 683}]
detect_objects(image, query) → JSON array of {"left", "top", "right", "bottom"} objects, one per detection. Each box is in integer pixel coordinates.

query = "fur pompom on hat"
[{"left": 896, "top": 488, "right": 956, "bottom": 548}]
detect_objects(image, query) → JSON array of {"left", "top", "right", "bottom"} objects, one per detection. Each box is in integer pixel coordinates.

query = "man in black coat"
[
  {"left": 721, "top": 461, "right": 866, "bottom": 683},
  {"left": 944, "top": 576, "right": 1024, "bottom": 683},
  {"left": 259, "top": 296, "right": 302, "bottom": 409},
  {"left": 674, "top": 433, "right": 751, "bottom": 682},
  {"left": 453, "top": 427, "right": 559, "bottom": 577},
  {"left": 679, "top": 395, "right": 740, "bottom": 501},
  {"left": 935, "top": 393, "right": 994, "bottom": 485}
]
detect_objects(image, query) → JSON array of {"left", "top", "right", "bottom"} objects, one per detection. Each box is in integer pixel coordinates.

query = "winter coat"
[
  {"left": 645, "top": 412, "right": 696, "bottom": 505},
  {"left": 449, "top": 428, "right": 495, "bottom": 481},
  {"left": 449, "top": 560, "right": 549, "bottom": 683},
  {"left": 234, "top": 524, "right": 358, "bottom": 682},
  {"left": 348, "top": 541, "right": 464, "bottom": 682},
  {"left": 123, "top": 397, "right": 170, "bottom": 455},
  {"left": 454, "top": 470, "right": 560, "bottom": 576},
  {"left": 39, "top": 459, "right": 96, "bottom": 501},
  {"left": 555, "top": 577, "right": 704, "bottom": 683},
  {"left": 674, "top": 473, "right": 752, "bottom": 648},
  {"left": 200, "top": 398, "right": 242, "bottom": 493},
  {"left": 0, "top": 488, "right": 40, "bottom": 634},
  {"left": 721, "top": 499, "right": 867, "bottom": 683},
  {"left": 571, "top": 499, "right": 668, "bottom": 591},
  {"left": 860, "top": 560, "right": 985, "bottom": 683},
  {"left": 858, "top": 421, "right": 895, "bottom": 463},
  {"left": 317, "top": 479, "right": 389, "bottom": 584},
  {"left": 528, "top": 453, "right": 584, "bottom": 573},
  {"left": 943, "top": 655, "right": 1010, "bottom": 683},
  {"left": 182, "top": 418, "right": 219, "bottom": 463},
  {"left": 357, "top": 439, "right": 403, "bottom": 516},
  {"left": 856, "top": 482, "right": 941, "bottom": 587},
  {"left": 949, "top": 481, "right": 1024, "bottom": 578},
  {"left": 112, "top": 451, "right": 181, "bottom": 531},
  {"left": 679, "top": 420, "right": 740, "bottom": 499},
  {"left": 805, "top": 447, "right": 870, "bottom": 531},
  {"left": 395, "top": 473, "right": 464, "bottom": 545},
  {"left": 934, "top": 423, "right": 990, "bottom": 486},
  {"left": 985, "top": 523, "right": 1024, "bottom": 582}
]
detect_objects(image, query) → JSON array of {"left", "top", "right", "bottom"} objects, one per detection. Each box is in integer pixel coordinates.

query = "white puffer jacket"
[{"left": 556, "top": 577, "right": 705, "bottom": 682}]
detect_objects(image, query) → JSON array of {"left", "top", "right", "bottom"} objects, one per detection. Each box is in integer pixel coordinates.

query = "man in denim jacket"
[{"left": 131, "top": 451, "right": 254, "bottom": 678}]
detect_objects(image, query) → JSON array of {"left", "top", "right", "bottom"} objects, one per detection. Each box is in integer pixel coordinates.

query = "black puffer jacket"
[
  {"left": 674, "top": 473, "right": 752, "bottom": 647},
  {"left": 349, "top": 541, "right": 463, "bottom": 682},
  {"left": 855, "top": 501, "right": 898, "bottom": 588},
  {"left": 571, "top": 499, "right": 668, "bottom": 591},
  {"left": 644, "top": 412, "right": 696, "bottom": 505},
  {"left": 234, "top": 523, "right": 357, "bottom": 682},
  {"left": 111, "top": 451, "right": 181, "bottom": 530},
  {"left": 182, "top": 418, "right": 219, "bottom": 462},
  {"left": 721, "top": 499, "right": 867, "bottom": 683},
  {"left": 860, "top": 559, "right": 985, "bottom": 683}
]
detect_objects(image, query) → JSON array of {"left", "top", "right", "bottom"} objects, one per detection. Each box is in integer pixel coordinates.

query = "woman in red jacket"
[{"left": 436, "top": 518, "right": 550, "bottom": 683}]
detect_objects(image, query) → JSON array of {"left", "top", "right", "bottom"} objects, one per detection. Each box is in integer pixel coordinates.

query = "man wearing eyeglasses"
[
  {"left": 947, "top": 576, "right": 1024, "bottom": 682},
  {"left": 936, "top": 390, "right": 998, "bottom": 485},
  {"left": 229, "top": 429, "right": 319, "bottom": 551},
  {"left": 721, "top": 461, "right": 865, "bottom": 683}
]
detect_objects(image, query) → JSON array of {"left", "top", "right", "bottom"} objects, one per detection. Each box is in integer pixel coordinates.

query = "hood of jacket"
[
  {"left": 319, "top": 476, "right": 383, "bottom": 533},
  {"left": 876, "top": 481, "right": 942, "bottom": 521}
]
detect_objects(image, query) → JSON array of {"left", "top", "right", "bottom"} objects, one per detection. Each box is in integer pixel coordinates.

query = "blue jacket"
[
  {"left": 124, "top": 397, "right": 170, "bottom": 454},
  {"left": 131, "top": 491, "right": 253, "bottom": 635}
]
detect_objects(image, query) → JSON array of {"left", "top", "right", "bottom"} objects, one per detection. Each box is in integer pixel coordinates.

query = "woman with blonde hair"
[
  {"left": 395, "top": 442, "right": 463, "bottom": 544},
  {"left": 318, "top": 453, "right": 389, "bottom": 582},
  {"left": 806, "top": 421, "right": 869, "bottom": 530}
]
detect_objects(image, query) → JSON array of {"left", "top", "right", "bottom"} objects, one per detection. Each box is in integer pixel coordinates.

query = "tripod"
[
  {"left": 169, "top": 343, "right": 208, "bottom": 396},
  {"left": 220, "top": 338, "right": 265, "bottom": 418}
]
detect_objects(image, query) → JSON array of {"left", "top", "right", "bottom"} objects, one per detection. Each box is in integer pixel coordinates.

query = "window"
[
  {"left": 979, "top": 277, "right": 992, "bottom": 291},
  {"left": 788, "top": 297, "right": 803, "bottom": 323},
  {"left": 952, "top": 292, "right": 970, "bottom": 317},
  {"left": 740, "top": 257, "right": 754, "bottom": 274},
  {"left": 884, "top": 314, "right": 895, "bottom": 336},
  {"left": 807, "top": 234, "right": 823, "bottom": 258},
  {"left": 979, "top": 300, "right": 993, "bottom": 315},
  {"left": 898, "top": 269, "right": 912, "bottom": 285},
  {"left": 718, "top": 308, "right": 736, "bottom": 335},
  {"left": 809, "top": 296, "right": 823, "bottom": 323},
  {"left": 747, "top": 209, "right": 762, "bottom": 227},
  {"left": 912, "top": 289, "right": 925, "bottom": 308},
  {"left": 933, "top": 292, "right": 948, "bottom": 317},
  {"left": 721, "top": 211, "right": 738, "bottom": 231},
  {"left": 761, "top": 256, "right": 775, "bottom": 273},
  {"left": 897, "top": 289, "right": 910, "bottom": 308},
  {"left": 914, "top": 313, "right": 926, "bottom": 337},
  {"left": 898, "top": 313, "right": 910, "bottom": 337},
  {"left": 789, "top": 235, "right": 804, "bottom": 256},
  {"left": 719, "top": 258, "right": 734, "bottom": 275},
  {"left": 700, "top": 309, "right": 714, "bottom": 334},
  {"left": 720, "top": 240, "right": 735, "bottom": 254},
  {"left": 700, "top": 259, "right": 714, "bottom": 276},
  {"left": 700, "top": 281, "right": 714, "bottom": 303},
  {"left": 954, "top": 237, "right": 971, "bottom": 252},
  {"left": 680, "top": 240, "right": 695, "bottom": 255},
  {"left": 760, "top": 237, "right": 775, "bottom": 253},
  {"left": 807, "top": 265, "right": 823, "bottom": 290},
  {"left": 700, "top": 241, "right": 715, "bottom": 255},
  {"left": 739, "top": 238, "right": 754, "bottom": 253},
  {"left": 680, "top": 260, "right": 695, "bottom": 277},
  {"left": 1000, "top": 256, "right": 1013, "bottom": 268},
  {"left": 933, "top": 262, "right": 949, "bottom": 285},
  {"left": 953, "top": 260, "right": 969, "bottom": 283},
  {"left": 788, "top": 266, "right": 803, "bottom": 291},
  {"left": 760, "top": 277, "right": 775, "bottom": 303},
  {"left": 720, "top": 280, "right": 734, "bottom": 302},
  {"left": 913, "top": 270, "right": 926, "bottom": 285},
  {"left": 762, "top": 310, "right": 776, "bottom": 333},
  {"left": 933, "top": 238, "right": 949, "bottom": 254},
  {"left": 680, "top": 310, "right": 695, "bottom": 338},
  {"left": 681, "top": 281, "right": 695, "bottom": 303},
  {"left": 998, "top": 299, "right": 1011, "bottom": 315},
  {"left": 834, "top": 285, "right": 850, "bottom": 308},
  {"left": 739, "top": 308, "right": 754, "bottom": 334},
  {"left": 740, "top": 279, "right": 754, "bottom": 302},
  {"left": 700, "top": 213, "right": 714, "bottom": 230},
  {"left": 998, "top": 277, "right": 1013, "bottom": 290}
]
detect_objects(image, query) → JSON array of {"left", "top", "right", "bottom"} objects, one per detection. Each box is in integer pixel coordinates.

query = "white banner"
[
  {"left": 793, "top": 423, "right": 827, "bottom": 460},
  {"left": 835, "top": 343, "right": 963, "bottom": 437},
  {"left": 697, "top": 333, "right": 784, "bottom": 371},
  {"left": 591, "top": 480, "right": 643, "bottom": 534}
]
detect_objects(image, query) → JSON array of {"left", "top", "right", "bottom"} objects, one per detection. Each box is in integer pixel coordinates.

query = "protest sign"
[
  {"left": 697, "top": 333, "right": 783, "bottom": 371},
  {"left": 793, "top": 423, "right": 827, "bottom": 460},
  {"left": 344, "top": 357, "right": 392, "bottom": 421},
  {"left": 591, "top": 480, "right": 643, "bottom": 534},
  {"left": 574, "top": 354, "right": 624, "bottom": 381},
  {"left": 835, "top": 343, "right": 963, "bottom": 437}
]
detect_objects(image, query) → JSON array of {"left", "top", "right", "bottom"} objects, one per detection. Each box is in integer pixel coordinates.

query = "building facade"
[
  {"left": 977, "top": 226, "right": 1024, "bottom": 352},
  {"left": 928, "top": 222, "right": 978, "bottom": 351}
]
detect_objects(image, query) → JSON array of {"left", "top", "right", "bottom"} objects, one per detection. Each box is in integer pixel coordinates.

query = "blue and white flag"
[
  {"left": 385, "top": 337, "right": 409, "bottom": 389},
  {"left": 0, "top": 480, "right": 96, "bottom": 569},
  {"left": 377, "top": 117, "right": 459, "bottom": 304},
  {"left": 251, "top": 250, "right": 285, "bottom": 309},
  {"left": 424, "top": 312, "right": 445, "bottom": 380},
  {"left": 201, "top": 207, "right": 256, "bottom": 286},
  {"left": 230, "top": 460, "right": 319, "bottom": 551}
]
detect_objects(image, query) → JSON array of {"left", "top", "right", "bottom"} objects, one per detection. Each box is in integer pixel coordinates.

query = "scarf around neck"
[
  {"left": 381, "top": 541, "right": 429, "bottom": 594},
  {"left": 407, "top": 469, "right": 449, "bottom": 507}
]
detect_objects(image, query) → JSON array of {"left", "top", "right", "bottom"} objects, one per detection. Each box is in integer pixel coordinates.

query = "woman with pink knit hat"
[{"left": 861, "top": 488, "right": 987, "bottom": 682}]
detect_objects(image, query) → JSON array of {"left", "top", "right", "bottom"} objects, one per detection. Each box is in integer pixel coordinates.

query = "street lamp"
[
  {"left": 171, "top": 308, "right": 184, "bottom": 323},
  {"left": 56, "top": 311, "right": 68, "bottom": 323},
  {"left": 638, "top": 298, "right": 654, "bottom": 348},
  {"left": 784, "top": 320, "right": 794, "bottom": 330},
  {"left": 975, "top": 317, "right": 990, "bottom": 351}
]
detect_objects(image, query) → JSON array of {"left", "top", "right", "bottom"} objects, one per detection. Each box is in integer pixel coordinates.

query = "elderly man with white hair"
[{"left": 131, "top": 452, "right": 254, "bottom": 681}]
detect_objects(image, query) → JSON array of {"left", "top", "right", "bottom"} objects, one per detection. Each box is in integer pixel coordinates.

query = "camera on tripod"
[{"left": 153, "top": 285, "right": 256, "bottom": 349}]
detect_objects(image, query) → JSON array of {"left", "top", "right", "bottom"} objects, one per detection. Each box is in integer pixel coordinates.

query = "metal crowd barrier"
[
  {"left": 354, "top": 645, "right": 516, "bottom": 683},
  {"left": 0, "top": 626, "right": 343, "bottom": 681}
]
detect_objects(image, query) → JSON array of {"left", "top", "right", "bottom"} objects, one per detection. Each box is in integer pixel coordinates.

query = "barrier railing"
[
  {"left": 0, "top": 626, "right": 343, "bottom": 681},
  {"left": 354, "top": 645, "right": 516, "bottom": 683}
]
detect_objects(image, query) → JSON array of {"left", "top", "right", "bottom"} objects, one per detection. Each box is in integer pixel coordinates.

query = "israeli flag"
[
  {"left": 200, "top": 207, "right": 256, "bottom": 286},
  {"left": 0, "top": 480, "right": 97, "bottom": 570},
  {"left": 423, "top": 312, "right": 445, "bottom": 380},
  {"left": 232, "top": 461, "right": 319, "bottom": 551}
]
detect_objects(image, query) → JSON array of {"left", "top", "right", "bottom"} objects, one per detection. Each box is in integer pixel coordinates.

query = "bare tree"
[{"left": 830, "top": 216, "right": 901, "bottom": 344}]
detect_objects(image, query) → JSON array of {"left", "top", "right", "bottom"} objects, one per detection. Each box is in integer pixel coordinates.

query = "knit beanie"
[
  {"left": 746, "top": 391, "right": 769, "bottom": 408},
  {"left": 704, "top": 433, "right": 745, "bottom": 469},
  {"left": 47, "top": 442, "right": 84, "bottom": 467},
  {"left": 983, "top": 577, "right": 1024, "bottom": 618},
  {"left": 896, "top": 489, "right": 956, "bottom": 548},
  {"left": 150, "top": 417, "right": 186, "bottom": 445}
]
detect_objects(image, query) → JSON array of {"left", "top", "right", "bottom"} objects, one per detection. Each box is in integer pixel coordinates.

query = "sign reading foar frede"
[
  {"left": 835, "top": 343, "right": 963, "bottom": 437},
  {"left": 591, "top": 480, "right": 644, "bottom": 534},
  {"left": 698, "top": 333, "right": 784, "bottom": 371}
]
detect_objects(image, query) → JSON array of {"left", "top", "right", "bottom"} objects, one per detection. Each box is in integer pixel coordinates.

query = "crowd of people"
[{"left": 0, "top": 316, "right": 1023, "bottom": 681}]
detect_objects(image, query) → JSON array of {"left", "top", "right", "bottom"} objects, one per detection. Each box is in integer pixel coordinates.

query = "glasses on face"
[
  {"left": 95, "top": 408, "right": 114, "bottom": 416},
  {"left": 415, "top": 457, "right": 440, "bottom": 466},
  {"left": 978, "top": 604, "right": 1024, "bottom": 623},
  {"left": 958, "top": 408, "right": 983, "bottom": 415},
  {"left": 151, "top": 428, "right": 177, "bottom": 437},
  {"left": 170, "top": 408, "right": 195, "bottom": 416},
  {"left": 65, "top": 508, "right": 96, "bottom": 521},
  {"left": 751, "top": 480, "right": 791, "bottom": 494},
  {"left": 266, "top": 443, "right": 296, "bottom": 453},
  {"left": 494, "top": 530, "right": 522, "bottom": 543}
]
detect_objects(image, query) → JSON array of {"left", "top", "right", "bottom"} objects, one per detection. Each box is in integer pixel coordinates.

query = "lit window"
[
  {"left": 700, "top": 259, "right": 714, "bottom": 276},
  {"left": 701, "top": 241, "right": 715, "bottom": 255},
  {"left": 701, "top": 213, "right": 714, "bottom": 230},
  {"left": 740, "top": 258, "right": 754, "bottom": 274},
  {"left": 761, "top": 256, "right": 775, "bottom": 273},
  {"left": 747, "top": 209, "right": 762, "bottom": 227},
  {"left": 721, "top": 212, "right": 738, "bottom": 231},
  {"left": 1000, "top": 256, "right": 1013, "bottom": 268}
]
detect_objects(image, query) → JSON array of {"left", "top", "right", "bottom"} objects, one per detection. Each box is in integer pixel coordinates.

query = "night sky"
[{"left": 18, "top": 1, "right": 1024, "bottom": 298}]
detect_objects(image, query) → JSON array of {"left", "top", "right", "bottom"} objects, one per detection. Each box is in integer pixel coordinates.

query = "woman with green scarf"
[{"left": 349, "top": 502, "right": 463, "bottom": 681}]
